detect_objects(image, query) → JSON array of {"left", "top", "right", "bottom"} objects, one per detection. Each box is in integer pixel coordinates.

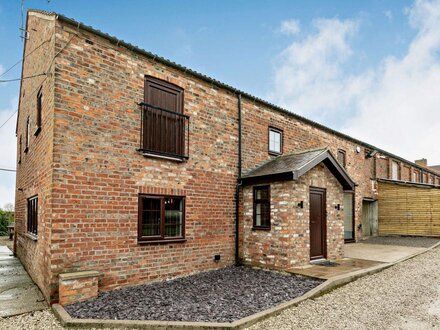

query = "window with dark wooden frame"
[
  {"left": 268, "top": 127, "right": 282, "bottom": 155},
  {"left": 27, "top": 196, "right": 38, "bottom": 236},
  {"left": 140, "top": 76, "right": 188, "bottom": 159},
  {"left": 253, "top": 185, "right": 271, "bottom": 229},
  {"left": 337, "top": 149, "right": 346, "bottom": 168},
  {"left": 24, "top": 116, "right": 30, "bottom": 153},
  {"left": 138, "top": 194, "right": 185, "bottom": 242},
  {"left": 35, "top": 87, "right": 42, "bottom": 136}
]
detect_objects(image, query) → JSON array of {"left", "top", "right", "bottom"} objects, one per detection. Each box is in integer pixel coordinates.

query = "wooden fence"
[{"left": 378, "top": 181, "right": 440, "bottom": 236}]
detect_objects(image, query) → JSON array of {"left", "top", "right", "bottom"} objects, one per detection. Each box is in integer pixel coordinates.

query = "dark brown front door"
[{"left": 309, "top": 187, "right": 326, "bottom": 260}]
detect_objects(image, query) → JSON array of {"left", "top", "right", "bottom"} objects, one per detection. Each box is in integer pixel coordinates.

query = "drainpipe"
[{"left": 235, "top": 94, "right": 242, "bottom": 265}]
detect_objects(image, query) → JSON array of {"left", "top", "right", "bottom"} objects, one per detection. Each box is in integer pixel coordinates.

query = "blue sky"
[{"left": 1, "top": 0, "right": 440, "bottom": 206}]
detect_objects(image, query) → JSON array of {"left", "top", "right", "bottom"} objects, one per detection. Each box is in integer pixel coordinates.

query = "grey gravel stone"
[
  {"left": 250, "top": 246, "right": 440, "bottom": 330},
  {"left": 2, "top": 246, "right": 440, "bottom": 329},
  {"left": 362, "top": 236, "right": 440, "bottom": 248},
  {"left": 0, "top": 309, "right": 114, "bottom": 330},
  {"left": 65, "top": 266, "right": 323, "bottom": 322}
]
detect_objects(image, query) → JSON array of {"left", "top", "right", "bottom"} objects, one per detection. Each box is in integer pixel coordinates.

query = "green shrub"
[{"left": 0, "top": 210, "right": 13, "bottom": 236}]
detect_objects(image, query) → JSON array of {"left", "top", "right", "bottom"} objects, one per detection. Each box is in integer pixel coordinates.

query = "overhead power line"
[
  {"left": 0, "top": 110, "right": 18, "bottom": 130},
  {"left": 0, "top": 168, "right": 16, "bottom": 172},
  {"left": 0, "top": 72, "right": 46, "bottom": 83},
  {"left": 0, "top": 35, "right": 53, "bottom": 79}
]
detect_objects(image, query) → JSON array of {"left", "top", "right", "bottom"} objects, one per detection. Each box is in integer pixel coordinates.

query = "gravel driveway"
[
  {"left": 250, "top": 246, "right": 440, "bottom": 330},
  {"left": 2, "top": 247, "right": 440, "bottom": 329}
]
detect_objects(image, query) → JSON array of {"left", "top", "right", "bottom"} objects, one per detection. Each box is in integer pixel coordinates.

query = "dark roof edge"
[
  {"left": 28, "top": 9, "right": 439, "bottom": 177},
  {"left": 377, "top": 178, "right": 440, "bottom": 189},
  {"left": 294, "top": 149, "right": 355, "bottom": 190}
]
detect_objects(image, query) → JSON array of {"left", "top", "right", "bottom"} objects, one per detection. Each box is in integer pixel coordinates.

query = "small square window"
[
  {"left": 268, "top": 127, "right": 282, "bottom": 155},
  {"left": 138, "top": 195, "right": 185, "bottom": 242},
  {"left": 253, "top": 186, "right": 270, "bottom": 229}
]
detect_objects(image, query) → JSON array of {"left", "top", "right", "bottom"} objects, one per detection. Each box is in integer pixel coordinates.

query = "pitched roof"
[
  {"left": 430, "top": 165, "right": 440, "bottom": 174},
  {"left": 241, "top": 148, "right": 355, "bottom": 190},
  {"left": 21, "top": 9, "right": 440, "bottom": 178}
]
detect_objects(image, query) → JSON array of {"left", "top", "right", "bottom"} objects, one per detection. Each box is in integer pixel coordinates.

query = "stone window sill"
[
  {"left": 34, "top": 127, "right": 41, "bottom": 136},
  {"left": 138, "top": 238, "right": 186, "bottom": 245},
  {"left": 25, "top": 233, "right": 38, "bottom": 241},
  {"left": 136, "top": 149, "right": 187, "bottom": 162}
]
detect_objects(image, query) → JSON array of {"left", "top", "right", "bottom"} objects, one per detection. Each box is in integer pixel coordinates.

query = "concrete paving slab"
[
  {"left": 288, "top": 258, "right": 384, "bottom": 279},
  {"left": 344, "top": 243, "right": 426, "bottom": 263},
  {"left": 0, "top": 246, "right": 47, "bottom": 317}
]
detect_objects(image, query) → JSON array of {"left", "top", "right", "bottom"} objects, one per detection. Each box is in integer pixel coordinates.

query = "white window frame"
[
  {"left": 268, "top": 127, "right": 282, "bottom": 155},
  {"left": 391, "top": 161, "right": 399, "bottom": 180}
]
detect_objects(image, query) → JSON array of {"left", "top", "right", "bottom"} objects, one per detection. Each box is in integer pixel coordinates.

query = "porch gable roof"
[{"left": 241, "top": 148, "right": 355, "bottom": 191}]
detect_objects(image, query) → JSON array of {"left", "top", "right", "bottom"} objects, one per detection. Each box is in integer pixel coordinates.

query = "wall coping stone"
[{"left": 59, "top": 271, "right": 101, "bottom": 281}]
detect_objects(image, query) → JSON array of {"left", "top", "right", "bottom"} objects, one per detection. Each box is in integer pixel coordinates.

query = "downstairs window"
[
  {"left": 138, "top": 195, "right": 185, "bottom": 242},
  {"left": 253, "top": 185, "right": 271, "bottom": 229},
  {"left": 27, "top": 196, "right": 38, "bottom": 236}
]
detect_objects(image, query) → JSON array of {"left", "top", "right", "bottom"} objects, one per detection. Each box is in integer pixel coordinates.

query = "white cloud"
[
  {"left": 279, "top": 19, "right": 301, "bottom": 35},
  {"left": 0, "top": 98, "right": 18, "bottom": 206},
  {"left": 269, "top": 18, "right": 364, "bottom": 124},
  {"left": 344, "top": 0, "right": 440, "bottom": 164},
  {"left": 269, "top": 0, "right": 440, "bottom": 165}
]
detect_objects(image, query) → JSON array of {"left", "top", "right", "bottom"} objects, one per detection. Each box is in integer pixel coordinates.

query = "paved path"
[
  {"left": 0, "top": 246, "right": 47, "bottom": 317},
  {"left": 344, "top": 242, "right": 427, "bottom": 263}
]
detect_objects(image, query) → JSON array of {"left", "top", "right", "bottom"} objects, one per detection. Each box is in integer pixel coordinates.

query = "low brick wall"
[{"left": 59, "top": 271, "right": 100, "bottom": 305}]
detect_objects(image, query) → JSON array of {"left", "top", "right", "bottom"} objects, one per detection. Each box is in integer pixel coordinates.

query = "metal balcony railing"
[{"left": 138, "top": 102, "right": 189, "bottom": 160}]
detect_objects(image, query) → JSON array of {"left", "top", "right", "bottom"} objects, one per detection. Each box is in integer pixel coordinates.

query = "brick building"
[{"left": 15, "top": 10, "right": 440, "bottom": 303}]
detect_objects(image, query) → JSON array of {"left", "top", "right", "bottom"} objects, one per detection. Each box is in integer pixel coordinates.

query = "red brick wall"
[
  {"left": 15, "top": 12, "right": 56, "bottom": 302},
  {"left": 16, "top": 12, "right": 440, "bottom": 303},
  {"left": 45, "top": 19, "right": 239, "bottom": 301},
  {"left": 239, "top": 97, "right": 377, "bottom": 243},
  {"left": 402, "top": 165, "right": 411, "bottom": 181},
  {"left": 242, "top": 164, "right": 344, "bottom": 269}
]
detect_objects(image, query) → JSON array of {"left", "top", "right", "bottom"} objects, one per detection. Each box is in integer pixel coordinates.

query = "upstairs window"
[
  {"left": 140, "top": 76, "right": 188, "bottom": 160},
  {"left": 412, "top": 171, "right": 420, "bottom": 182},
  {"left": 27, "top": 196, "right": 38, "bottom": 236},
  {"left": 253, "top": 185, "right": 271, "bottom": 229},
  {"left": 35, "top": 87, "right": 42, "bottom": 136},
  {"left": 337, "top": 149, "right": 346, "bottom": 168},
  {"left": 268, "top": 127, "right": 282, "bottom": 155},
  {"left": 138, "top": 195, "right": 185, "bottom": 242},
  {"left": 391, "top": 161, "right": 399, "bottom": 180},
  {"left": 24, "top": 116, "right": 30, "bottom": 153}
]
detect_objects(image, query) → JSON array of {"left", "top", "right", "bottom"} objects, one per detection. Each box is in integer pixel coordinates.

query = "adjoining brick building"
[{"left": 15, "top": 10, "right": 440, "bottom": 303}]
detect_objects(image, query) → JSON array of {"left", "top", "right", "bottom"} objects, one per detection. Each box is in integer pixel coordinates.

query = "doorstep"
[{"left": 288, "top": 258, "right": 384, "bottom": 280}]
